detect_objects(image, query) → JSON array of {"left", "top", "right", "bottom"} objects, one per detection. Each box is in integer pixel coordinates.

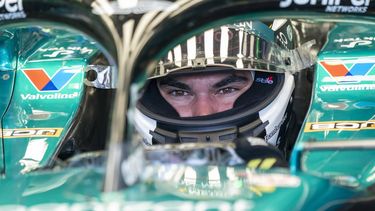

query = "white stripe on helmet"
[
  {"left": 173, "top": 44, "right": 182, "bottom": 67},
  {"left": 220, "top": 26, "right": 229, "bottom": 62},
  {"left": 236, "top": 29, "right": 244, "bottom": 68},
  {"left": 204, "top": 29, "right": 214, "bottom": 65},
  {"left": 187, "top": 36, "right": 196, "bottom": 66}
]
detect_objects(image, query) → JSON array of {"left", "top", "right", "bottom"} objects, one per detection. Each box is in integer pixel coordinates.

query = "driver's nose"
[{"left": 192, "top": 95, "right": 216, "bottom": 116}]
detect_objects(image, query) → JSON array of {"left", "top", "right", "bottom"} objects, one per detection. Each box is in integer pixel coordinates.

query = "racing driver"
[{"left": 134, "top": 19, "right": 308, "bottom": 164}]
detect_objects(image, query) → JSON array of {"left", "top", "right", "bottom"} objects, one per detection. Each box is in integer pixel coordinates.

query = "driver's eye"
[
  {"left": 216, "top": 87, "right": 238, "bottom": 95},
  {"left": 169, "top": 90, "right": 190, "bottom": 96}
]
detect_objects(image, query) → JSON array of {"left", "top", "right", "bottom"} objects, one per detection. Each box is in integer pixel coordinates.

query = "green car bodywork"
[
  {"left": 1, "top": 4, "right": 375, "bottom": 211},
  {"left": 0, "top": 25, "right": 99, "bottom": 175},
  {"left": 294, "top": 22, "right": 375, "bottom": 191}
]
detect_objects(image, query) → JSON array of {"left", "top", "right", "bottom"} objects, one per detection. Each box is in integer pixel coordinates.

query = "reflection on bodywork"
[
  {"left": 19, "top": 138, "right": 48, "bottom": 173},
  {"left": 153, "top": 162, "right": 300, "bottom": 199},
  {"left": 84, "top": 65, "right": 116, "bottom": 89}
]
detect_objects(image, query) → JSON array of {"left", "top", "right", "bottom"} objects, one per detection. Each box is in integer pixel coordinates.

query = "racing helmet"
[{"left": 135, "top": 20, "right": 298, "bottom": 153}]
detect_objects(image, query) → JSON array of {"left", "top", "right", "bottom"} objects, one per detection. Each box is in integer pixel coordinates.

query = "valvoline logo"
[
  {"left": 23, "top": 68, "right": 80, "bottom": 92},
  {"left": 320, "top": 61, "right": 375, "bottom": 84}
]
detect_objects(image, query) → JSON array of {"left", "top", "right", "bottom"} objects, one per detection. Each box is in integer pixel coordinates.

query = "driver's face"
[{"left": 157, "top": 71, "right": 253, "bottom": 117}]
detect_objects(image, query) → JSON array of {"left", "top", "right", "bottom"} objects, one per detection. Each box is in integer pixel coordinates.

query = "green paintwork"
[
  {"left": 0, "top": 30, "right": 17, "bottom": 174},
  {"left": 0, "top": 25, "right": 99, "bottom": 176},
  {"left": 0, "top": 9, "right": 375, "bottom": 211},
  {"left": 294, "top": 22, "right": 375, "bottom": 191},
  {"left": 0, "top": 164, "right": 359, "bottom": 210}
]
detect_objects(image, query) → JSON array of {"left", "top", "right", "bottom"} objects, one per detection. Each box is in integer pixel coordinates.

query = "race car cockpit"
[{"left": 1, "top": 0, "right": 375, "bottom": 209}]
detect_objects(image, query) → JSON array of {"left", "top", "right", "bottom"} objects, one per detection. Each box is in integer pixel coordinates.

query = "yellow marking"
[
  {"left": 1, "top": 128, "right": 63, "bottom": 139},
  {"left": 249, "top": 185, "right": 276, "bottom": 197},
  {"left": 259, "top": 158, "right": 277, "bottom": 170},
  {"left": 247, "top": 159, "right": 262, "bottom": 169},
  {"left": 255, "top": 185, "right": 276, "bottom": 193},
  {"left": 249, "top": 186, "right": 263, "bottom": 196},
  {"left": 304, "top": 120, "right": 375, "bottom": 132}
]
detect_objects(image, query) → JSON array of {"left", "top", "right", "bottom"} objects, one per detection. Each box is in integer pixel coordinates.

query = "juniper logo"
[
  {"left": 0, "top": 0, "right": 23, "bottom": 12},
  {"left": 23, "top": 68, "right": 80, "bottom": 92},
  {"left": 279, "top": 0, "right": 370, "bottom": 13},
  {"left": 0, "top": 0, "right": 25, "bottom": 20},
  {"left": 280, "top": 0, "right": 370, "bottom": 7}
]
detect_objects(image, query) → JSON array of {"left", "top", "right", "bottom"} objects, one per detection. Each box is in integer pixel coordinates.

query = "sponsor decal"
[
  {"left": 340, "top": 40, "right": 372, "bottom": 48},
  {"left": 256, "top": 76, "right": 274, "bottom": 84},
  {"left": 246, "top": 172, "right": 301, "bottom": 188},
  {"left": 177, "top": 182, "right": 248, "bottom": 198},
  {"left": 233, "top": 21, "right": 253, "bottom": 31},
  {"left": 38, "top": 47, "right": 94, "bottom": 58},
  {"left": 276, "top": 31, "right": 289, "bottom": 49},
  {"left": 279, "top": 0, "right": 370, "bottom": 13},
  {"left": 334, "top": 36, "right": 375, "bottom": 48},
  {"left": 231, "top": 21, "right": 274, "bottom": 42},
  {"left": 1, "top": 128, "right": 63, "bottom": 138},
  {"left": 23, "top": 68, "right": 80, "bottom": 92},
  {"left": 320, "top": 84, "right": 375, "bottom": 92},
  {"left": 20, "top": 92, "right": 79, "bottom": 100},
  {"left": 92, "top": 0, "right": 173, "bottom": 15},
  {"left": 304, "top": 120, "right": 375, "bottom": 132},
  {"left": 265, "top": 114, "right": 286, "bottom": 141},
  {"left": 0, "top": 0, "right": 25, "bottom": 20},
  {"left": 320, "top": 60, "right": 375, "bottom": 84},
  {"left": 273, "top": 19, "right": 294, "bottom": 49}
]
